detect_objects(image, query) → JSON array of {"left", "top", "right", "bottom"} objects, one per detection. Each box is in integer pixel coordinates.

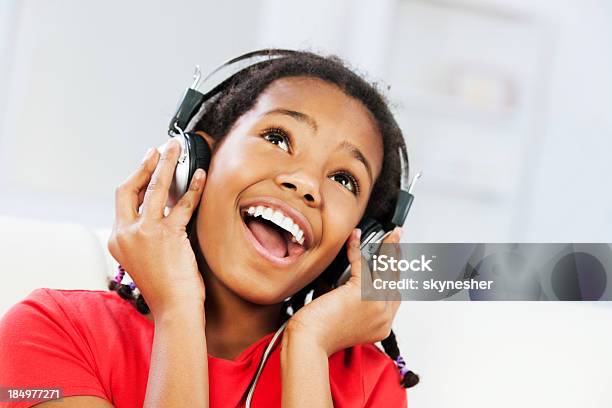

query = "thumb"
[{"left": 346, "top": 228, "right": 363, "bottom": 284}]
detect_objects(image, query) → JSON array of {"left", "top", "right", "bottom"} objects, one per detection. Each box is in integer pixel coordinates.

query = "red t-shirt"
[{"left": 0, "top": 288, "right": 407, "bottom": 407}]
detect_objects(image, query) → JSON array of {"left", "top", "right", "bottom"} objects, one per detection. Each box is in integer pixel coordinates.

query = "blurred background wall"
[{"left": 1, "top": 1, "right": 611, "bottom": 407}]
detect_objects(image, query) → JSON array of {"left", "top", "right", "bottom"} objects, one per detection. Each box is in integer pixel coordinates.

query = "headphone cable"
[{"left": 245, "top": 320, "right": 289, "bottom": 407}]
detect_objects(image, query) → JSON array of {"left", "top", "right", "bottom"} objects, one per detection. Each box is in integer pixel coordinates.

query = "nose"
[{"left": 275, "top": 171, "right": 322, "bottom": 207}]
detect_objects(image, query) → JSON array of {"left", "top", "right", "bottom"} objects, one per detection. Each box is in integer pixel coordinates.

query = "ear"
[{"left": 194, "top": 130, "right": 215, "bottom": 150}]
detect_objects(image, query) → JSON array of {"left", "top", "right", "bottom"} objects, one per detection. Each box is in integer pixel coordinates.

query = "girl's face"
[{"left": 195, "top": 76, "right": 383, "bottom": 304}]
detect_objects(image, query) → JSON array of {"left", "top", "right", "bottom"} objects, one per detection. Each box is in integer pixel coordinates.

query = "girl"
[{"left": 0, "top": 50, "right": 418, "bottom": 407}]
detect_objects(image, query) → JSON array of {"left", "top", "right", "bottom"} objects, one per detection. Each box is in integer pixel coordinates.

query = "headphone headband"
[
  {"left": 169, "top": 49, "right": 296, "bottom": 134},
  {"left": 197, "top": 49, "right": 298, "bottom": 96},
  {"left": 168, "top": 48, "right": 418, "bottom": 229}
]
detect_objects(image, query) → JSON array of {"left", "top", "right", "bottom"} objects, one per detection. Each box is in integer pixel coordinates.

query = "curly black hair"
[{"left": 109, "top": 49, "right": 419, "bottom": 388}]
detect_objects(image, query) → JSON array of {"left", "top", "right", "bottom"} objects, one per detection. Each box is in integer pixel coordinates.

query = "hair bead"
[
  {"left": 395, "top": 355, "right": 409, "bottom": 377},
  {"left": 114, "top": 264, "right": 126, "bottom": 283}
]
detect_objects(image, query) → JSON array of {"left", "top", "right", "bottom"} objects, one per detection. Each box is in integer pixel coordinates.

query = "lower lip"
[{"left": 239, "top": 213, "right": 305, "bottom": 267}]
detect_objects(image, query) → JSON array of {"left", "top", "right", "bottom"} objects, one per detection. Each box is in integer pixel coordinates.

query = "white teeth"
[
  {"left": 281, "top": 217, "right": 293, "bottom": 231},
  {"left": 263, "top": 207, "right": 274, "bottom": 220},
  {"left": 290, "top": 235, "right": 305, "bottom": 245},
  {"left": 271, "top": 210, "right": 284, "bottom": 225},
  {"left": 243, "top": 204, "right": 306, "bottom": 246},
  {"left": 290, "top": 223, "right": 300, "bottom": 237}
]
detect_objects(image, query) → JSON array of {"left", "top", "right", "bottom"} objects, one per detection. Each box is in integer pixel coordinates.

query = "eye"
[
  {"left": 330, "top": 172, "right": 360, "bottom": 195},
  {"left": 261, "top": 127, "right": 290, "bottom": 152}
]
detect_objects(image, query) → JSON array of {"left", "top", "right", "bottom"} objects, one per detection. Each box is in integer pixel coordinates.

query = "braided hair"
[{"left": 108, "top": 49, "right": 419, "bottom": 388}]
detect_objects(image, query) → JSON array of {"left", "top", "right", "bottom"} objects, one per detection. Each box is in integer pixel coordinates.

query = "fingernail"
[
  {"left": 141, "top": 147, "right": 154, "bottom": 163},
  {"left": 168, "top": 138, "right": 181, "bottom": 151},
  {"left": 394, "top": 227, "right": 403, "bottom": 241},
  {"left": 355, "top": 228, "right": 362, "bottom": 240},
  {"left": 190, "top": 169, "right": 205, "bottom": 190}
]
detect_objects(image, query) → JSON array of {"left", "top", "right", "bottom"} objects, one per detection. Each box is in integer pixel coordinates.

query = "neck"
[
  {"left": 202, "top": 268, "right": 283, "bottom": 360},
  {"left": 141, "top": 267, "right": 282, "bottom": 360}
]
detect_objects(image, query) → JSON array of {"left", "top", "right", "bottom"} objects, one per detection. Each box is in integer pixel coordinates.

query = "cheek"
[
  {"left": 193, "top": 137, "right": 254, "bottom": 278},
  {"left": 207, "top": 139, "right": 251, "bottom": 186},
  {"left": 304, "top": 188, "right": 364, "bottom": 278},
  {"left": 198, "top": 136, "right": 263, "bottom": 207},
  {"left": 323, "top": 186, "right": 364, "bottom": 239}
]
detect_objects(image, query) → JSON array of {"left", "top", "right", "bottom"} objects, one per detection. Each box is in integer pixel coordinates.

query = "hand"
[
  {"left": 287, "top": 228, "right": 402, "bottom": 356},
  {"left": 108, "top": 139, "right": 207, "bottom": 315}
]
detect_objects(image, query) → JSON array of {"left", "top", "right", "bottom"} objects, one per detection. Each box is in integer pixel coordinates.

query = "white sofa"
[{"left": 0, "top": 215, "right": 115, "bottom": 315}]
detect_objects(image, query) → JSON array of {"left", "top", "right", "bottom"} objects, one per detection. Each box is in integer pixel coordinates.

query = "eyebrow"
[
  {"left": 263, "top": 108, "right": 318, "bottom": 132},
  {"left": 262, "top": 108, "right": 373, "bottom": 183},
  {"left": 339, "top": 140, "right": 373, "bottom": 183}
]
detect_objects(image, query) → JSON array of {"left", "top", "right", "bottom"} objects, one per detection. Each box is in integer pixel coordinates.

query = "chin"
[{"left": 226, "top": 270, "right": 294, "bottom": 305}]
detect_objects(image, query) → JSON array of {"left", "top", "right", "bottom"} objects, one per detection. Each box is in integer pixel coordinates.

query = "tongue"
[{"left": 246, "top": 218, "right": 288, "bottom": 258}]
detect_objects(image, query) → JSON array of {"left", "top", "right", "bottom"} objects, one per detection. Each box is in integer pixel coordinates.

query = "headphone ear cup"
[
  {"left": 192, "top": 134, "right": 212, "bottom": 172},
  {"left": 184, "top": 132, "right": 212, "bottom": 183},
  {"left": 357, "top": 218, "right": 382, "bottom": 244}
]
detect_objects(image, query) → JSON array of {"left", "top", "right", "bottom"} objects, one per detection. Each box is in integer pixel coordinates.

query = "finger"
[
  {"left": 378, "top": 227, "right": 402, "bottom": 299},
  {"left": 141, "top": 139, "right": 181, "bottom": 219},
  {"left": 369, "top": 228, "right": 401, "bottom": 283},
  {"left": 382, "top": 227, "right": 402, "bottom": 281},
  {"left": 165, "top": 169, "right": 206, "bottom": 226},
  {"left": 382, "top": 226, "right": 402, "bottom": 245},
  {"left": 114, "top": 147, "right": 159, "bottom": 223},
  {"left": 347, "top": 229, "right": 367, "bottom": 285}
]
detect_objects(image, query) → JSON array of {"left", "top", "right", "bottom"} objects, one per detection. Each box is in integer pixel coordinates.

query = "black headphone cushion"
[
  {"left": 189, "top": 133, "right": 212, "bottom": 174},
  {"left": 358, "top": 218, "right": 383, "bottom": 242}
]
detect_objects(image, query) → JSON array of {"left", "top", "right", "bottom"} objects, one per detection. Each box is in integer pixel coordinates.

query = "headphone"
[{"left": 160, "top": 48, "right": 421, "bottom": 287}]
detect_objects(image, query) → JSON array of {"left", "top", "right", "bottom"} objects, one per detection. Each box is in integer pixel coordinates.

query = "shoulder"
[
  {"left": 2, "top": 288, "right": 133, "bottom": 326},
  {"left": 329, "top": 343, "right": 407, "bottom": 407},
  {"left": 3, "top": 287, "right": 122, "bottom": 310},
  {"left": 0, "top": 288, "right": 153, "bottom": 402},
  {"left": 0, "top": 289, "right": 136, "bottom": 403},
  {"left": 1, "top": 288, "right": 105, "bottom": 325},
  {"left": 0, "top": 288, "right": 152, "bottom": 347}
]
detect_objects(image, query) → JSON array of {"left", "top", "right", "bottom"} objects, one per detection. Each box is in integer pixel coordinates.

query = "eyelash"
[
  {"left": 260, "top": 127, "right": 292, "bottom": 152},
  {"left": 259, "top": 125, "right": 361, "bottom": 196},
  {"left": 330, "top": 171, "right": 361, "bottom": 195}
]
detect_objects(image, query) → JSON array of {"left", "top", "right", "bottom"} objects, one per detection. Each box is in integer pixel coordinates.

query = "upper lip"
[{"left": 239, "top": 196, "right": 315, "bottom": 249}]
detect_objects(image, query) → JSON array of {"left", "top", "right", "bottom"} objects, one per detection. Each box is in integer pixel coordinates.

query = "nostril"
[
  {"left": 279, "top": 180, "right": 317, "bottom": 203},
  {"left": 281, "top": 182, "right": 297, "bottom": 190}
]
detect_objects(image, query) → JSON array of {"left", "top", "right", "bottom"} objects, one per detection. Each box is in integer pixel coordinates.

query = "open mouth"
[{"left": 240, "top": 204, "right": 309, "bottom": 265}]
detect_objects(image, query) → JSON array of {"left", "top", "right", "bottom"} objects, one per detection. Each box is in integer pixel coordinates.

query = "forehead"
[{"left": 246, "top": 76, "right": 384, "bottom": 177}]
